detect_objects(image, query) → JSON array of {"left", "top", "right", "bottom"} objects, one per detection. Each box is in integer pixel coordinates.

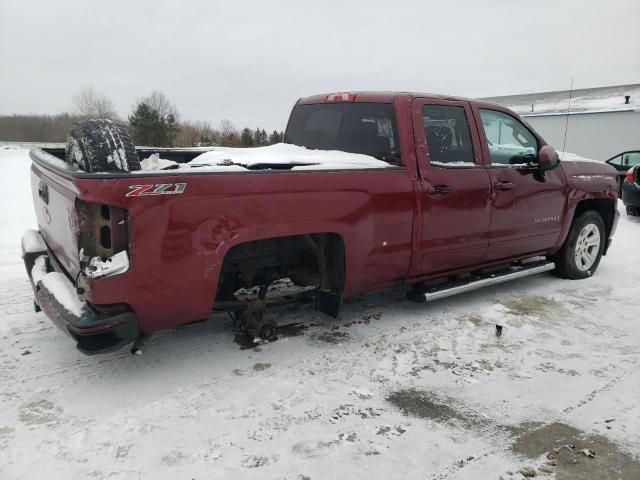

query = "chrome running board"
[{"left": 408, "top": 260, "right": 555, "bottom": 303}]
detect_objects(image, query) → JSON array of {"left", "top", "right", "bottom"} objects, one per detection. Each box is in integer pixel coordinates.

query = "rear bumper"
[
  {"left": 622, "top": 180, "right": 640, "bottom": 207},
  {"left": 22, "top": 230, "right": 139, "bottom": 355}
]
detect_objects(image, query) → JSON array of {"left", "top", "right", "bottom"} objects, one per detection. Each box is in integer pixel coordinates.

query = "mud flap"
[{"left": 316, "top": 290, "right": 342, "bottom": 318}]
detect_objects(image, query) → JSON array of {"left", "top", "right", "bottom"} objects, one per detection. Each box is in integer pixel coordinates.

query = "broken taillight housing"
[
  {"left": 625, "top": 167, "right": 636, "bottom": 183},
  {"left": 75, "top": 200, "right": 130, "bottom": 278}
]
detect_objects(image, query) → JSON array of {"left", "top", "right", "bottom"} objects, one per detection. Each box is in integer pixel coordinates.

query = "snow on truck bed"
[
  {"left": 138, "top": 145, "right": 600, "bottom": 173},
  {"left": 139, "top": 143, "right": 392, "bottom": 172}
]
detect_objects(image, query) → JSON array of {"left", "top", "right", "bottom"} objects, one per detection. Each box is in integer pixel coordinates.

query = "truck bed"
[
  {"left": 36, "top": 143, "right": 395, "bottom": 179},
  {"left": 28, "top": 146, "right": 415, "bottom": 337}
]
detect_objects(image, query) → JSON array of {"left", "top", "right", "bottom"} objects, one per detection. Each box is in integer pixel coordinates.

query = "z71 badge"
[{"left": 126, "top": 183, "right": 187, "bottom": 197}]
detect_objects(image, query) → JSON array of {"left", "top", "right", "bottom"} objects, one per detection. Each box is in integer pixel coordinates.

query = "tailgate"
[{"left": 30, "top": 150, "right": 81, "bottom": 279}]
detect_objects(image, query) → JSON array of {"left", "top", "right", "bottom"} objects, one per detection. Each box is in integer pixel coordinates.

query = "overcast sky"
[{"left": 1, "top": 0, "right": 639, "bottom": 131}]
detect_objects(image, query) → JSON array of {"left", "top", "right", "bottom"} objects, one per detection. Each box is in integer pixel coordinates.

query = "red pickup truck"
[{"left": 22, "top": 92, "right": 619, "bottom": 354}]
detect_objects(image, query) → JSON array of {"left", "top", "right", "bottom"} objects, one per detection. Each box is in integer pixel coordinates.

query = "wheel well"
[
  {"left": 216, "top": 233, "right": 345, "bottom": 300},
  {"left": 573, "top": 198, "right": 616, "bottom": 240}
]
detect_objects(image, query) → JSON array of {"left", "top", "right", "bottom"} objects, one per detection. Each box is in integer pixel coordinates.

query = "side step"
[{"left": 407, "top": 259, "right": 555, "bottom": 303}]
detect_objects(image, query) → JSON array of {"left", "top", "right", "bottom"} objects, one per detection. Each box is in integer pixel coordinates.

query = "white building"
[{"left": 483, "top": 84, "right": 640, "bottom": 161}]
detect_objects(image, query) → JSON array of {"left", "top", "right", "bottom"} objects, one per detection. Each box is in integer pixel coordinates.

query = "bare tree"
[
  {"left": 72, "top": 86, "right": 118, "bottom": 119},
  {"left": 0, "top": 113, "right": 84, "bottom": 142},
  {"left": 143, "top": 91, "right": 179, "bottom": 122},
  {"left": 219, "top": 119, "right": 243, "bottom": 146},
  {"left": 219, "top": 119, "right": 236, "bottom": 137},
  {"left": 175, "top": 119, "right": 219, "bottom": 147},
  {"left": 194, "top": 120, "right": 217, "bottom": 144}
]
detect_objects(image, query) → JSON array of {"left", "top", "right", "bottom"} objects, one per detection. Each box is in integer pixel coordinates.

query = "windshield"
[{"left": 284, "top": 103, "right": 400, "bottom": 163}]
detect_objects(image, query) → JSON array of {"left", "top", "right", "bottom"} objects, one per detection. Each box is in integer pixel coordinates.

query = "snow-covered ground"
[{"left": 1, "top": 148, "right": 639, "bottom": 479}]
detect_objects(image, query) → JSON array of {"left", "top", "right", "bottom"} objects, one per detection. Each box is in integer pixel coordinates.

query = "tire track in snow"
[{"left": 428, "top": 358, "right": 639, "bottom": 479}]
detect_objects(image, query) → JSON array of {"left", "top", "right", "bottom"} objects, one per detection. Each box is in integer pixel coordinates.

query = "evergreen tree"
[
  {"left": 128, "top": 103, "right": 162, "bottom": 146},
  {"left": 268, "top": 130, "right": 281, "bottom": 144},
  {"left": 166, "top": 113, "right": 179, "bottom": 147},
  {"left": 253, "top": 128, "right": 261, "bottom": 146},
  {"left": 128, "top": 91, "right": 180, "bottom": 147},
  {"left": 240, "top": 128, "right": 255, "bottom": 147}
]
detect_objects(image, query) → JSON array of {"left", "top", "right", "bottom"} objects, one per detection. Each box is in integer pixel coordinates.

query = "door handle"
[
  {"left": 495, "top": 181, "right": 515, "bottom": 191},
  {"left": 427, "top": 184, "right": 454, "bottom": 195}
]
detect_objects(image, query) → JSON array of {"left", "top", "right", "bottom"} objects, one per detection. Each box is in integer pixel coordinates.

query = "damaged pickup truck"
[{"left": 23, "top": 92, "right": 619, "bottom": 354}]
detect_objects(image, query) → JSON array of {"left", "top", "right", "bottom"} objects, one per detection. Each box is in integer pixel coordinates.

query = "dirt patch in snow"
[
  {"left": 386, "top": 388, "right": 489, "bottom": 429},
  {"left": 316, "top": 330, "right": 350, "bottom": 344},
  {"left": 233, "top": 323, "right": 308, "bottom": 350},
  {"left": 511, "top": 422, "right": 640, "bottom": 480},
  {"left": 278, "top": 322, "right": 308, "bottom": 337},
  {"left": 233, "top": 334, "right": 261, "bottom": 350},
  {"left": 253, "top": 362, "right": 271, "bottom": 371},
  {"left": 18, "top": 399, "right": 61, "bottom": 425},
  {"left": 241, "top": 453, "right": 279, "bottom": 468},
  {"left": 500, "top": 294, "right": 568, "bottom": 317},
  {"left": 460, "top": 314, "right": 483, "bottom": 326}
]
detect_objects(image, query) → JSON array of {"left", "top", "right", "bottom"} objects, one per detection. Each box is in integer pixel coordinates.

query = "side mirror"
[{"left": 537, "top": 145, "right": 560, "bottom": 177}]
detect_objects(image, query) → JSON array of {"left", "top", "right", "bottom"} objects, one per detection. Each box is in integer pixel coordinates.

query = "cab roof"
[
  {"left": 297, "top": 91, "right": 471, "bottom": 104},
  {"left": 296, "top": 91, "right": 516, "bottom": 114}
]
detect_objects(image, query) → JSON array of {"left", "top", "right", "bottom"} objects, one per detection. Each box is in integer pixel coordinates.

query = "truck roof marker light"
[{"left": 325, "top": 92, "right": 356, "bottom": 102}]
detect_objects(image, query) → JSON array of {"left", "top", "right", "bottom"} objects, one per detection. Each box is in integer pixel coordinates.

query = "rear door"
[
  {"left": 411, "top": 98, "right": 492, "bottom": 275},
  {"left": 473, "top": 107, "right": 567, "bottom": 260}
]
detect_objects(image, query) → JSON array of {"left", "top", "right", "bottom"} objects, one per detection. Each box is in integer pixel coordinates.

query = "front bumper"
[
  {"left": 22, "top": 230, "right": 139, "bottom": 355},
  {"left": 622, "top": 180, "right": 640, "bottom": 207}
]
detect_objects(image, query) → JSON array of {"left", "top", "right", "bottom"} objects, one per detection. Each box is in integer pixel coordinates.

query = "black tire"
[
  {"left": 626, "top": 205, "right": 640, "bottom": 216},
  {"left": 552, "top": 210, "right": 605, "bottom": 279},
  {"left": 65, "top": 119, "right": 140, "bottom": 173}
]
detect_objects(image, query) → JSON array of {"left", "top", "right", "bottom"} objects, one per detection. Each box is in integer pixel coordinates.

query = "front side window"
[
  {"left": 479, "top": 109, "right": 537, "bottom": 165},
  {"left": 285, "top": 103, "right": 400, "bottom": 163},
  {"left": 422, "top": 105, "right": 475, "bottom": 166}
]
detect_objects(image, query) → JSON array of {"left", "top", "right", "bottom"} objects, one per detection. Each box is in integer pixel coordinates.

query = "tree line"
[{"left": 0, "top": 86, "right": 283, "bottom": 148}]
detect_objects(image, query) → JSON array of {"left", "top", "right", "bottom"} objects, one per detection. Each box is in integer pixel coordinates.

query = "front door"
[
  {"left": 411, "top": 99, "right": 493, "bottom": 275},
  {"left": 473, "top": 107, "right": 567, "bottom": 261}
]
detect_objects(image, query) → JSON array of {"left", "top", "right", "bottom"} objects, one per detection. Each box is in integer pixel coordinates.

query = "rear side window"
[
  {"left": 285, "top": 103, "right": 400, "bottom": 163},
  {"left": 422, "top": 105, "right": 475, "bottom": 166}
]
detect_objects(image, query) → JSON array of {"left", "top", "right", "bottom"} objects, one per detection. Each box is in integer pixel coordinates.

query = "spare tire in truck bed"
[{"left": 65, "top": 119, "right": 141, "bottom": 173}]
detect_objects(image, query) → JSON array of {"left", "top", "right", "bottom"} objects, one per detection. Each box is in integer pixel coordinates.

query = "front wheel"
[{"left": 552, "top": 211, "right": 605, "bottom": 279}]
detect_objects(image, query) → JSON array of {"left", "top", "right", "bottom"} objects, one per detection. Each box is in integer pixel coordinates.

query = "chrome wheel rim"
[{"left": 574, "top": 223, "right": 601, "bottom": 271}]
